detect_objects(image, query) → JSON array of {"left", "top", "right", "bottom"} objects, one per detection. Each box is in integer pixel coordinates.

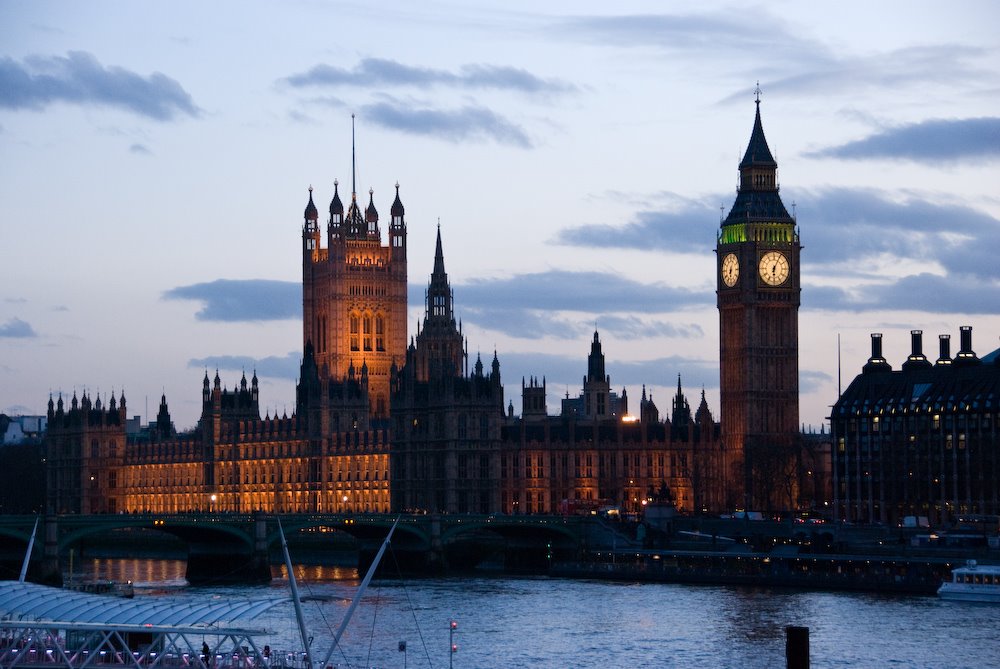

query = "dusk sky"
[{"left": 2, "top": 1, "right": 999, "bottom": 431}]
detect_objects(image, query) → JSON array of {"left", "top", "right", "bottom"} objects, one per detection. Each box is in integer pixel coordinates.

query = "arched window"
[
  {"left": 350, "top": 313, "right": 360, "bottom": 351},
  {"left": 375, "top": 314, "right": 385, "bottom": 351},
  {"left": 363, "top": 313, "right": 373, "bottom": 351}
]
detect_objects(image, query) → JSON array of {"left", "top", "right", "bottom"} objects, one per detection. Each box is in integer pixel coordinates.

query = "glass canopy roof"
[{"left": 0, "top": 581, "right": 283, "bottom": 628}]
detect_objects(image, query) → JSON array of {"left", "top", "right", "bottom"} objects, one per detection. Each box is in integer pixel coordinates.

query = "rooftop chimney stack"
[
  {"left": 903, "top": 330, "right": 932, "bottom": 370},
  {"left": 954, "top": 325, "right": 980, "bottom": 366},
  {"left": 863, "top": 333, "right": 891, "bottom": 373},
  {"left": 936, "top": 334, "right": 952, "bottom": 366}
]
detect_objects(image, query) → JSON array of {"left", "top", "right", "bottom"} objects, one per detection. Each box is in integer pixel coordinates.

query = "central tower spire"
[{"left": 351, "top": 113, "right": 357, "bottom": 199}]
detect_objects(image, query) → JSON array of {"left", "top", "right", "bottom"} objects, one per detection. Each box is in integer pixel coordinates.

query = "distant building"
[
  {"left": 559, "top": 331, "right": 628, "bottom": 420},
  {"left": 831, "top": 327, "right": 1000, "bottom": 525},
  {"left": 1, "top": 414, "right": 47, "bottom": 445},
  {"left": 501, "top": 337, "right": 724, "bottom": 516}
]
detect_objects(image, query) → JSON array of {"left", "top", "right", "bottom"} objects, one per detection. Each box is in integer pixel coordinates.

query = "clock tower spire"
[{"left": 716, "top": 91, "right": 801, "bottom": 512}]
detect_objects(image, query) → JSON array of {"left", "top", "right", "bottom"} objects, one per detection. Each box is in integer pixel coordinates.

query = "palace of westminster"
[{"left": 43, "top": 101, "right": 1000, "bottom": 525}]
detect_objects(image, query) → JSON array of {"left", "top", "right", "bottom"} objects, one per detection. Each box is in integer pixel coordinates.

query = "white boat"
[{"left": 937, "top": 560, "right": 1000, "bottom": 603}]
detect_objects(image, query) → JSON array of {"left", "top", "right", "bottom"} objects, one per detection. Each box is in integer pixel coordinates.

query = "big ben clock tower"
[{"left": 717, "top": 89, "right": 800, "bottom": 512}]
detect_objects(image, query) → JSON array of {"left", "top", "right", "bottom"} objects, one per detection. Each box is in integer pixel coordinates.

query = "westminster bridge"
[{"left": 0, "top": 513, "right": 627, "bottom": 585}]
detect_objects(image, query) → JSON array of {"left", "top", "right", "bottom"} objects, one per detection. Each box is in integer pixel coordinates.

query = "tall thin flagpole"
[{"left": 837, "top": 333, "right": 842, "bottom": 397}]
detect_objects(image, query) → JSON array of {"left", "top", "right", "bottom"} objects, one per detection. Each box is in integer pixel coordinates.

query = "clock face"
[
  {"left": 759, "top": 251, "right": 789, "bottom": 286},
  {"left": 721, "top": 253, "right": 739, "bottom": 287}
]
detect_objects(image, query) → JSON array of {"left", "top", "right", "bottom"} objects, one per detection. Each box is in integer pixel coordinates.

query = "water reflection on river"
[{"left": 71, "top": 558, "right": 997, "bottom": 669}]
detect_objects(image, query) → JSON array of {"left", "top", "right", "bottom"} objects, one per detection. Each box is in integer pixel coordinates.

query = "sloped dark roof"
[
  {"left": 740, "top": 102, "right": 777, "bottom": 169},
  {"left": 832, "top": 354, "right": 1000, "bottom": 418},
  {"left": 391, "top": 184, "right": 404, "bottom": 217},
  {"left": 304, "top": 188, "right": 318, "bottom": 221},
  {"left": 723, "top": 189, "right": 792, "bottom": 224},
  {"left": 330, "top": 180, "right": 343, "bottom": 216}
]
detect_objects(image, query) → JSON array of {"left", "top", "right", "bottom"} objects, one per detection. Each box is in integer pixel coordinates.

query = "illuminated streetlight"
[{"left": 210, "top": 494, "right": 217, "bottom": 513}]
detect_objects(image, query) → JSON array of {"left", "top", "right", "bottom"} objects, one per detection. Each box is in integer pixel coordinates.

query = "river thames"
[{"left": 71, "top": 558, "right": 996, "bottom": 669}]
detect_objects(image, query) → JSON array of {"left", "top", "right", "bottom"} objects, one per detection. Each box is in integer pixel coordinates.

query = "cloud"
[
  {"left": 793, "top": 187, "right": 1000, "bottom": 282},
  {"left": 749, "top": 45, "right": 992, "bottom": 104},
  {"left": 0, "top": 51, "right": 200, "bottom": 121},
  {"left": 799, "top": 369, "right": 832, "bottom": 395},
  {"left": 284, "top": 58, "right": 576, "bottom": 95},
  {"left": 451, "top": 271, "right": 708, "bottom": 338},
  {"left": 552, "top": 13, "right": 993, "bottom": 105},
  {"left": 594, "top": 316, "right": 704, "bottom": 339},
  {"left": 129, "top": 143, "right": 151, "bottom": 155},
  {"left": 554, "top": 12, "right": 826, "bottom": 67},
  {"left": 804, "top": 276, "right": 1000, "bottom": 315},
  {"left": 458, "top": 269, "right": 707, "bottom": 313},
  {"left": 187, "top": 352, "right": 300, "bottom": 381},
  {"left": 362, "top": 99, "right": 532, "bottom": 148},
  {"left": 807, "top": 117, "right": 1000, "bottom": 163},
  {"left": 555, "top": 191, "right": 722, "bottom": 253},
  {"left": 0, "top": 318, "right": 37, "bottom": 338},
  {"left": 163, "top": 279, "right": 300, "bottom": 321}
]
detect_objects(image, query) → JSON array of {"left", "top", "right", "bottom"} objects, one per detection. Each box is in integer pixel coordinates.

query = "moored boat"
[{"left": 937, "top": 560, "right": 1000, "bottom": 603}]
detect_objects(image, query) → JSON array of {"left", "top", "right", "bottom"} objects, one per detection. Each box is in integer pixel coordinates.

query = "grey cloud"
[
  {"left": 792, "top": 187, "right": 1000, "bottom": 282},
  {"left": 553, "top": 13, "right": 990, "bottom": 105},
  {"left": 807, "top": 117, "right": 1000, "bottom": 163},
  {"left": 362, "top": 100, "right": 532, "bottom": 148},
  {"left": 188, "top": 352, "right": 301, "bottom": 381},
  {"left": 555, "top": 12, "right": 826, "bottom": 67},
  {"left": 457, "top": 269, "right": 709, "bottom": 315},
  {"left": 865, "top": 274, "right": 1000, "bottom": 314},
  {"left": 750, "top": 45, "right": 990, "bottom": 103},
  {"left": 163, "top": 280, "right": 300, "bottom": 322},
  {"left": 559, "top": 185, "right": 1000, "bottom": 284},
  {"left": 596, "top": 316, "right": 704, "bottom": 339},
  {"left": 461, "top": 308, "right": 587, "bottom": 340},
  {"left": 0, "top": 318, "right": 37, "bottom": 338},
  {"left": 284, "top": 58, "right": 576, "bottom": 95},
  {"left": 555, "top": 192, "right": 722, "bottom": 253},
  {"left": 800, "top": 369, "right": 832, "bottom": 395},
  {"left": 0, "top": 51, "right": 200, "bottom": 121},
  {"left": 129, "top": 143, "right": 151, "bottom": 155},
  {"left": 804, "top": 275, "right": 1000, "bottom": 315}
]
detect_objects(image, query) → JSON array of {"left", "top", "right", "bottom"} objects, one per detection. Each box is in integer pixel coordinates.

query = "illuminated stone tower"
[
  {"left": 716, "top": 91, "right": 801, "bottom": 511},
  {"left": 301, "top": 119, "right": 407, "bottom": 417}
]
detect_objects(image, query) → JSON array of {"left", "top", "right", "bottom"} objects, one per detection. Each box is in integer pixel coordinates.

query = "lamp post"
[{"left": 210, "top": 494, "right": 217, "bottom": 514}]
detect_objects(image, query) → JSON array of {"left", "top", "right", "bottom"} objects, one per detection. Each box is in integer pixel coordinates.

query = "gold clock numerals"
[
  {"left": 758, "top": 251, "right": 789, "bottom": 286},
  {"left": 721, "top": 253, "right": 739, "bottom": 287}
]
